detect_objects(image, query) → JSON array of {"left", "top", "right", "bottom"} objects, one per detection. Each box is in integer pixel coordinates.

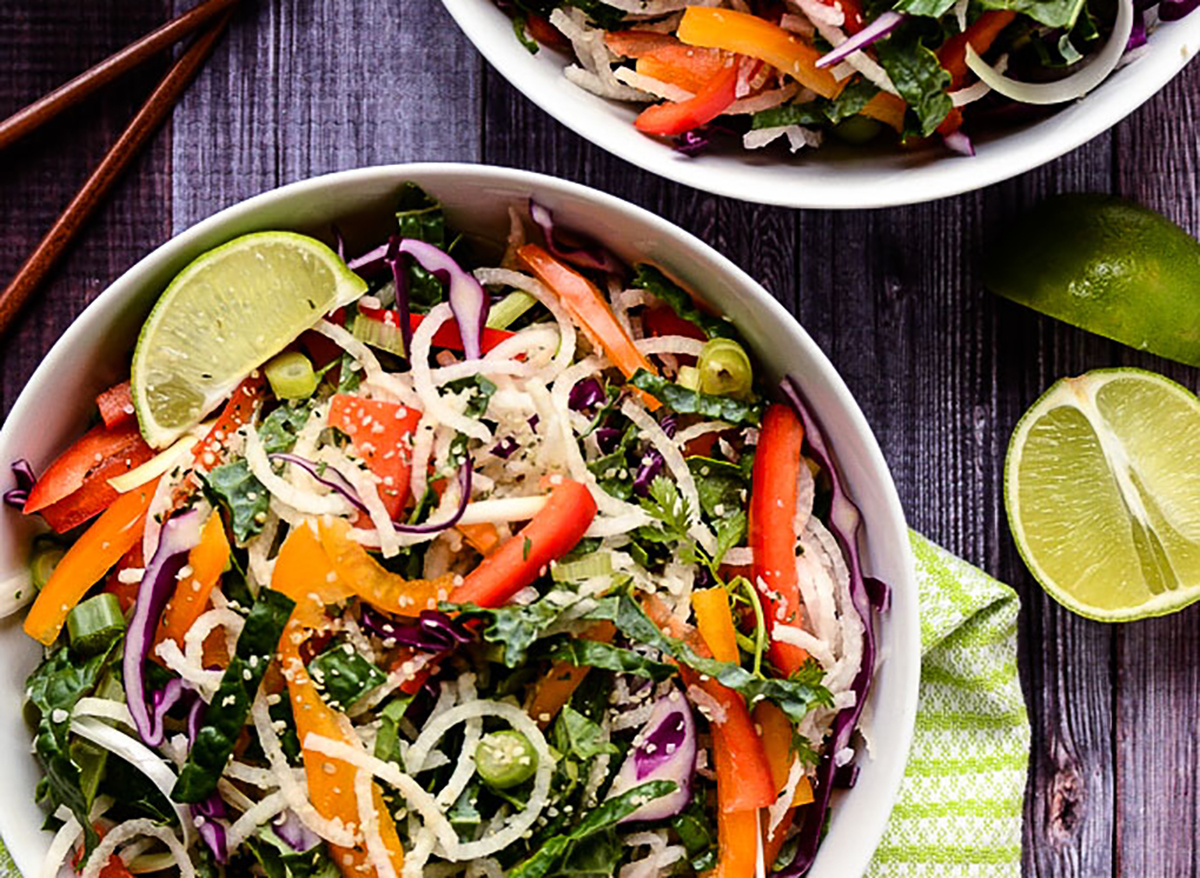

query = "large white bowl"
[
  {"left": 0, "top": 164, "right": 919, "bottom": 877},
  {"left": 443, "top": 0, "right": 1200, "bottom": 208}
]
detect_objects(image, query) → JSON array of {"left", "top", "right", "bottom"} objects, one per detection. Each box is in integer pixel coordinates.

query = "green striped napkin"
[
  {"left": 0, "top": 533, "right": 1028, "bottom": 877},
  {"left": 867, "top": 532, "right": 1030, "bottom": 878}
]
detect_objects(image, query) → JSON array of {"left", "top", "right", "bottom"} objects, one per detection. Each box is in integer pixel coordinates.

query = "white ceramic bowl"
[
  {"left": 443, "top": 1, "right": 1200, "bottom": 208},
  {"left": 0, "top": 163, "right": 918, "bottom": 877}
]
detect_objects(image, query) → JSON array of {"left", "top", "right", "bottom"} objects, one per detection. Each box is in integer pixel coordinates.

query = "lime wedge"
[
  {"left": 1005, "top": 368, "right": 1200, "bottom": 621},
  {"left": 132, "top": 232, "right": 366, "bottom": 448}
]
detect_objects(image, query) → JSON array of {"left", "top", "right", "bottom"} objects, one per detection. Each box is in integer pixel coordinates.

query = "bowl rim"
[
  {"left": 440, "top": 0, "right": 1200, "bottom": 209},
  {"left": 0, "top": 162, "right": 919, "bottom": 876}
]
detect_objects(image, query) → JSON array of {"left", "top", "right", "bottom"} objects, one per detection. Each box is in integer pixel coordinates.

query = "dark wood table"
[{"left": 2, "top": 2, "right": 1197, "bottom": 874}]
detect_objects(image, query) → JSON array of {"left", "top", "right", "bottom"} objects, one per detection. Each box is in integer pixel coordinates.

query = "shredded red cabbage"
[
  {"left": 124, "top": 509, "right": 203, "bottom": 746},
  {"left": 528, "top": 198, "right": 624, "bottom": 275},
  {"left": 943, "top": 129, "right": 975, "bottom": 157},
  {"left": 1160, "top": 0, "right": 1199, "bottom": 21},
  {"left": 269, "top": 453, "right": 370, "bottom": 515},
  {"left": 568, "top": 378, "right": 606, "bottom": 413},
  {"left": 3, "top": 459, "right": 36, "bottom": 509},
  {"left": 397, "top": 239, "right": 490, "bottom": 360},
  {"left": 816, "top": 11, "right": 907, "bottom": 67},
  {"left": 775, "top": 376, "right": 884, "bottom": 877},
  {"left": 272, "top": 810, "right": 322, "bottom": 852},
  {"left": 194, "top": 810, "right": 228, "bottom": 863},
  {"left": 595, "top": 427, "right": 624, "bottom": 455},
  {"left": 360, "top": 607, "right": 473, "bottom": 652},
  {"left": 384, "top": 237, "right": 414, "bottom": 359},
  {"left": 674, "top": 130, "right": 711, "bottom": 155},
  {"left": 609, "top": 690, "right": 696, "bottom": 822},
  {"left": 492, "top": 436, "right": 520, "bottom": 459},
  {"left": 633, "top": 413, "right": 676, "bottom": 496}
]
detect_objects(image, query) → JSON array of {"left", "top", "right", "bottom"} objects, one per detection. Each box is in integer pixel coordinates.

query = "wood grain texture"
[{"left": 1, "top": 2, "right": 1200, "bottom": 875}]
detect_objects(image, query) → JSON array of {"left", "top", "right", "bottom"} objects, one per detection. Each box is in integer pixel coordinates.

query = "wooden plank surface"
[{"left": 2, "top": 2, "right": 1200, "bottom": 875}]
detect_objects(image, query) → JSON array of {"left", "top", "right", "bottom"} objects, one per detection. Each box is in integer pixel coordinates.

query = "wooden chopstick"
[
  {"left": 0, "top": 0, "right": 242, "bottom": 153},
  {"left": 0, "top": 11, "right": 235, "bottom": 337}
]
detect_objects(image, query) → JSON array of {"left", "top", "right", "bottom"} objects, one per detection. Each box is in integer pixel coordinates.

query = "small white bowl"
[
  {"left": 442, "top": 1, "right": 1200, "bottom": 209},
  {"left": 0, "top": 164, "right": 919, "bottom": 877}
]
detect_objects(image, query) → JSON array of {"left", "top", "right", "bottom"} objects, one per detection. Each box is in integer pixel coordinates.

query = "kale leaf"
[
  {"left": 548, "top": 640, "right": 677, "bottom": 682},
  {"left": 630, "top": 370, "right": 763, "bottom": 426},
  {"left": 876, "top": 27, "right": 954, "bottom": 137},
  {"left": 630, "top": 265, "right": 741, "bottom": 342},
  {"left": 308, "top": 644, "right": 386, "bottom": 711}
]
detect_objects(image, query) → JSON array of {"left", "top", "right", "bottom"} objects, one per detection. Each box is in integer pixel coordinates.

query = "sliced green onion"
[
  {"left": 486, "top": 290, "right": 538, "bottom": 330},
  {"left": 677, "top": 365, "right": 701, "bottom": 392},
  {"left": 351, "top": 312, "right": 407, "bottom": 358},
  {"left": 698, "top": 338, "right": 753, "bottom": 398},
  {"left": 67, "top": 592, "right": 126, "bottom": 655},
  {"left": 551, "top": 552, "right": 613, "bottom": 583},
  {"left": 475, "top": 730, "right": 538, "bottom": 789},
  {"left": 30, "top": 537, "right": 66, "bottom": 591},
  {"left": 264, "top": 351, "right": 318, "bottom": 400}
]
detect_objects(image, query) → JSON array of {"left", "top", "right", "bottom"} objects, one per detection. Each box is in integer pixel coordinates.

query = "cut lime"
[
  {"left": 1005, "top": 368, "right": 1200, "bottom": 621},
  {"left": 132, "top": 232, "right": 366, "bottom": 447}
]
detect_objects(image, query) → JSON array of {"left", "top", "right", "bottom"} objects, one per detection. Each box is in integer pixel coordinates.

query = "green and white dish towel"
[
  {"left": 867, "top": 533, "right": 1030, "bottom": 878},
  {"left": 0, "top": 533, "right": 1029, "bottom": 877}
]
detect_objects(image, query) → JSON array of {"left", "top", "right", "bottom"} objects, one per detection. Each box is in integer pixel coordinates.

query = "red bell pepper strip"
[
  {"left": 25, "top": 478, "right": 159, "bottom": 646},
  {"left": 750, "top": 403, "right": 809, "bottom": 675},
  {"left": 643, "top": 305, "right": 707, "bottom": 344},
  {"left": 24, "top": 421, "right": 154, "bottom": 532},
  {"left": 96, "top": 381, "right": 135, "bottom": 429},
  {"left": 327, "top": 394, "right": 422, "bottom": 519},
  {"left": 634, "top": 62, "right": 740, "bottom": 137},
  {"left": 526, "top": 12, "right": 571, "bottom": 50},
  {"left": 103, "top": 542, "right": 145, "bottom": 615},
  {"left": 191, "top": 373, "right": 267, "bottom": 474},
  {"left": 936, "top": 11, "right": 1018, "bottom": 135},
  {"left": 356, "top": 307, "right": 516, "bottom": 355},
  {"left": 516, "top": 244, "right": 660, "bottom": 409},
  {"left": 450, "top": 479, "right": 597, "bottom": 608}
]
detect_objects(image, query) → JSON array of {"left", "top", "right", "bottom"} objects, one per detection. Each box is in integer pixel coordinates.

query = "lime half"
[
  {"left": 132, "top": 232, "right": 366, "bottom": 447},
  {"left": 1005, "top": 368, "right": 1200, "bottom": 621}
]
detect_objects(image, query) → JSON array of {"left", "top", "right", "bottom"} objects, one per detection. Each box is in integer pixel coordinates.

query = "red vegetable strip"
[
  {"left": 24, "top": 421, "right": 152, "bottom": 514},
  {"left": 96, "top": 381, "right": 134, "bottom": 429},
  {"left": 634, "top": 62, "right": 740, "bottom": 137},
  {"left": 328, "top": 394, "right": 422, "bottom": 519},
  {"left": 449, "top": 479, "right": 597, "bottom": 608},
  {"left": 357, "top": 307, "right": 516, "bottom": 355},
  {"left": 750, "top": 403, "right": 809, "bottom": 676}
]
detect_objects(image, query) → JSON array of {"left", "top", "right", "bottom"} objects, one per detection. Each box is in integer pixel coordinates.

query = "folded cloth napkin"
[
  {"left": 866, "top": 533, "right": 1030, "bottom": 878},
  {"left": 0, "top": 533, "right": 1028, "bottom": 877}
]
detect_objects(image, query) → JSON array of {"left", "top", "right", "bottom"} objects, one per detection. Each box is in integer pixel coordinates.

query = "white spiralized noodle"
[
  {"left": 226, "top": 791, "right": 288, "bottom": 851},
  {"left": 675, "top": 420, "right": 734, "bottom": 446},
  {"left": 724, "top": 82, "right": 800, "bottom": 115},
  {"left": 142, "top": 463, "right": 187, "bottom": 562},
  {"left": 223, "top": 761, "right": 279, "bottom": 788},
  {"left": 73, "top": 697, "right": 135, "bottom": 728},
  {"left": 474, "top": 268, "right": 578, "bottom": 379},
  {"left": 312, "top": 320, "right": 421, "bottom": 408},
  {"left": 722, "top": 546, "right": 753, "bottom": 567},
  {"left": 411, "top": 304, "right": 492, "bottom": 442},
  {"left": 355, "top": 770, "right": 398, "bottom": 878},
  {"left": 788, "top": 0, "right": 899, "bottom": 95},
  {"left": 780, "top": 12, "right": 815, "bottom": 35},
  {"left": 796, "top": 460, "right": 815, "bottom": 534},
  {"left": 613, "top": 66, "right": 694, "bottom": 101},
  {"left": 767, "top": 756, "right": 807, "bottom": 838},
  {"left": 552, "top": 8, "right": 656, "bottom": 102},
  {"left": 245, "top": 427, "right": 351, "bottom": 516},
  {"left": 744, "top": 125, "right": 823, "bottom": 153},
  {"left": 40, "top": 798, "right": 112, "bottom": 878},
  {"left": 634, "top": 335, "right": 706, "bottom": 359},
  {"left": 81, "top": 820, "right": 193, "bottom": 878},
  {"left": 804, "top": 518, "right": 864, "bottom": 695},
  {"left": 250, "top": 693, "right": 358, "bottom": 847},
  {"left": 408, "top": 414, "right": 437, "bottom": 505},
  {"left": 329, "top": 447, "right": 403, "bottom": 557},
  {"left": 185, "top": 606, "right": 244, "bottom": 664},
  {"left": 424, "top": 676, "right": 483, "bottom": 811},
  {"left": 621, "top": 830, "right": 685, "bottom": 877},
  {"left": 153, "top": 640, "right": 221, "bottom": 696},
  {"left": 621, "top": 399, "right": 717, "bottom": 554},
  {"left": 69, "top": 718, "right": 195, "bottom": 847},
  {"left": 795, "top": 544, "right": 838, "bottom": 652},
  {"left": 950, "top": 55, "right": 1009, "bottom": 106}
]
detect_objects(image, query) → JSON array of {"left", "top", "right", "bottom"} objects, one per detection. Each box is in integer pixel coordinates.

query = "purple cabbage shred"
[
  {"left": 3, "top": 459, "right": 36, "bottom": 509},
  {"left": 568, "top": 378, "right": 606, "bottom": 413},
  {"left": 360, "top": 607, "right": 472, "bottom": 653}
]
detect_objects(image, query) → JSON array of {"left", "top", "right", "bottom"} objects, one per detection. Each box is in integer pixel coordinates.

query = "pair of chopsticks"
[{"left": 0, "top": 0, "right": 243, "bottom": 336}]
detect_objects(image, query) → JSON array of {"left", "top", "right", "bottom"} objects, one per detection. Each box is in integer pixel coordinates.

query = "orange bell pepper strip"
[
  {"left": 318, "top": 518, "right": 454, "bottom": 615},
  {"left": 861, "top": 92, "right": 907, "bottom": 132},
  {"left": 526, "top": 621, "right": 616, "bottom": 728},
  {"left": 677, "top": 7, "right": 844, "bottom": 100},
  {"left": 449, "top": 478, "right": 597, "bottom": 608},
  {"left": 24, "top": 478, "right": 159, "bottom": 646},
  {"left": 328, "top": 394, "right": 423, "bottom": 519},
  {"left": 516, "top": 244, "right": 660, "bottom": 409},
  {"left": 457, "top": 522, "right": 500, "bottom": 555},
  {"left": 634, "top": 62, "right": 741, "bottom": 138},
  {"left": 750, "top": 403, "right": 810, "bottom": 676},
  {"left": 272, "top": 523, "right": 355, "bottom": 638},
  {"left": 755, "top": 701, "right": 814, "bottom": 866},
  {"left": 154, "top": 510, "right": 231, "bottom": 650},
  {"left": 604, "top": 31, "right": 730, "bottom": 94}
]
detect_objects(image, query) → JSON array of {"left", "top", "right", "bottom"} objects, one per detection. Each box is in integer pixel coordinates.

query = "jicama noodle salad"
[
  {"left": 1, "top": 184, "right": 888, "bottom": 878},
  {"left": 493, "top": 0, "right": 1196, "bottom": 156}
]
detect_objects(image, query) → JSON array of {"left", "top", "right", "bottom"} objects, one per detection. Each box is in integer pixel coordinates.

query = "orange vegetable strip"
[
  {"left": 24, "top": 477, "right": 158, "bottom": 645},
  {"left": 516, "top": 244, "right": 660, "bottom": 409},
  {"left": 755, "top": 701, "right": 814, "bottom": 866},
  {"left": 691, "top": 587, "right": 740, "bottom": 663},
  {"left": 456, "top": 522, "right": 500, "bottom": 556},
  {"left": 449, "top": 478, "right": 597, "bottom": 609},
  {"left": 526, "top": 622, "right": 616, "bottom": 728},
  {"left": 155, "top": 510, "right": 230, "bottom": 649},
  {"left": 272, "top": 524, "right": 354, "bottom": 637},
  {"left": 750, "top": 403, "right": 809, "bottom": 675},
  {"left": 676, "top": 7, "right": 843, "bottom": 100},
  {"left": 939, "top": 10, "right": 1018, "bottom": 88},
  {"left": 328, "top": 394, "right": 422, "bottom": 519},
  {"left": 319, "top": 518, "right": 454, "bottom": 616},
  {"left": 634, "top": 63, "right": 740, "bottom": 138},
  {"left": 861, "top": 92, "right": 907, "bottom": 132}
]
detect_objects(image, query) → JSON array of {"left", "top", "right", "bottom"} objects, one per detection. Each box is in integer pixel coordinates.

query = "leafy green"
[
  {"left": 336, "top": 351, "right": 362, "bottom": 394},
  {"left": 246, "top": 825, "right": 339, "bottom": 878},
  {"left": 308, "top": 644, "right": 386, "bottom": 710},
  {"left": 672, "top": 799, "right": 717, "bottom": 872},
  {"left": 508, "top": 781, "right": 678, "bottom": 878},
  {"left": 875, "top": 28, "right": 954, "bottom": 137},
  {"left": 551, "top": 706, "right": 618, "bottom": 762},
  {"left": 449, "top": 780, "right": 485, "bottom": 833},
  {"left": 891, "top": 0, "right": 958, "bottom": 17},
  {"left": 98, "top": 750, "right": 178, "bottom": 826},
  {"left": 26, "top": 641, "right": 121, "bottom": 854},
  {"left": 259, "top": 402, "right": 313, "bottom": 454},
  {"left": 451, "top": 597, "right": 569, "bottom": 667},
  {"left": 587, "top": 423, "right": 637, "bottom": 501},
  {"left": 446, "top": 375, "right": 497, "bottom": 468},
  {"left": 630, "top": 370, "right": 763, "bottom": 426},
  {"left": 631, "top": 265, "right": 741, "bottom": 342},
  {"left": 585, "top": 595, "right": 832, "bottom": 723},
  {"left": 688, "top": 456, "right": 747, "bottom": 519},
  {"left": 203, "top": 461, "right": 268, "bottom": 543},
  {"left": 979, "top": 0, "right": 1086, "bottom": 27},
  {"left": 512, "top": 14, "right": 540, "bottom": 53},
  {"left": 825, "top": 77, "right": 883, "bottom": 123},
  {"left": 548, "top": 640, "right": 676, "bottom": 682},
  {"left": 172, "top": 589, "right": 296, "bottom": 803},
  {"left": 751, "top": 79, "right": 880, "bottom": 131},
  {"left": 395, "top": 182, "right": 450, "bottom": 313},
  {"left": 373, "top": 696, "right": 414, "bottom": 764}
]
